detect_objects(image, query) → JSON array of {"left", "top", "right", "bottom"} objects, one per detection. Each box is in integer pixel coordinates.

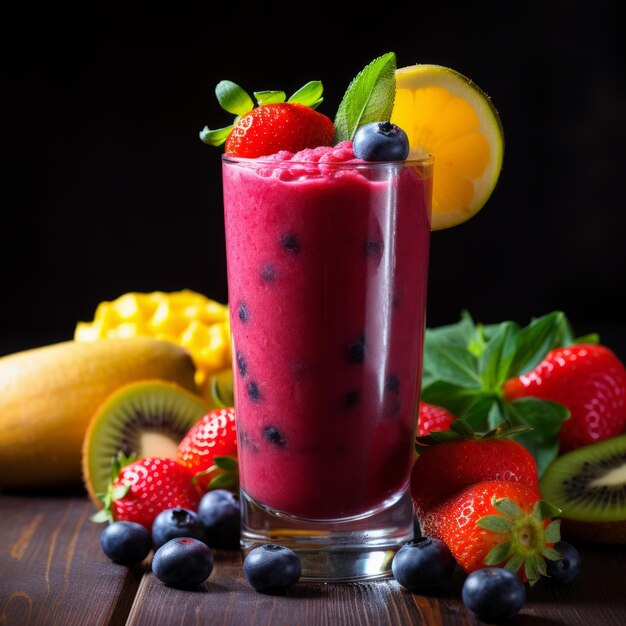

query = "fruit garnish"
[
  {"left": 420, "top": 480, "right": 562, "bottom": 586},
  {"left": 411, "top": 419, "right": 540, "bottom": 519},
  {"left": 200, "top": 80, "right": 334, "bottom": 158},
  {"left": 91, "top": 454, "right": 200, "bottom": 530},
  {"left": 391, "top": 64, "right": 504, "bottom": 230},
  {"left": 333, "top": 52, "right": 397, "bottom": 143},
  {"left": 504, "top": 343, "right": 626, "bottom": 453},
  {"left": 75, "top": 290, "right": 231, "bottom": 400},
  {"left": 352, "top": 121, "right": 409, "bottom": 161},
  {"left": 539, "top": 434, "right": 626, "bottom": 544},
  {"left": 420, "top": 310, "right": 597, "bottom": 476}
]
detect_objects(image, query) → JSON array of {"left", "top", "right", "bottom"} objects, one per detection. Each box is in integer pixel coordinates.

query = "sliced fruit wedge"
[{"left": 392, "top": 64, "right": 504, "bottom": 230}]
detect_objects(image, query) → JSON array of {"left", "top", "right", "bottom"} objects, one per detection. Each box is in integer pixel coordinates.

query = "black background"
[{"left": 2, "top": 1, "right": 625, "bottom": 359}]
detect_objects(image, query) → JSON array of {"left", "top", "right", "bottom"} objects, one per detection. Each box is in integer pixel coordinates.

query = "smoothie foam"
[{"left": 223, "top": 143, "right": 432, "bottom": 520}]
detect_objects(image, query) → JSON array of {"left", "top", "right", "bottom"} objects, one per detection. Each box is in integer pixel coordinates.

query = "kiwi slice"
[
  {"left": 540, "top": 434, "right": 626, "bottom": 544},
  {"left": 83, "top": 379, "right": 210, "bottom": 502}
]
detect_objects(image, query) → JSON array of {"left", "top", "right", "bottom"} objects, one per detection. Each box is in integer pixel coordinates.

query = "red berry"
[
  {"left": 417, "top": 402, "right": 456, "bottom": 436},
  {"left": 503, "top": 344, "right": 626, "bottom": 452},
  {"left": 225, "top": 103, "right": 334, "bottom": 158},
  {"left": 411, "top": 437, "right": 540, "bottom": 520},
  {"left": 177, "top": 407, "right": 238, "bottom": 493},
  {"left": 111, "top": 457, "right": 200, "bottom": 531}
]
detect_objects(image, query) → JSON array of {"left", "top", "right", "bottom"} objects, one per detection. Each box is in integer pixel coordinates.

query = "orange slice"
[{"left": 392, "top": 65, "right": 504, "bottom": 230}]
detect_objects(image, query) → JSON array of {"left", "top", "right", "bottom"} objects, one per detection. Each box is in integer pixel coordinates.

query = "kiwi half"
[
  {"left": 540, "top": 434, "right": 626, "bottom": 544},
  {"left": 82, "top": 379, "right": 210, "bottom": 503}
]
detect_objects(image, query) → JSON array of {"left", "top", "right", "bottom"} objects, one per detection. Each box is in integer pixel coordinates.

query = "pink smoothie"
[{"left": 223, "top": 142, "right": 432, "bottom": 520}]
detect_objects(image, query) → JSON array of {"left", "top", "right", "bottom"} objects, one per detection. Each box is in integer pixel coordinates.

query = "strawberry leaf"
[
  {"left": 90, "top": 509, "right": 112, "bottom": 524},
  {"left": 542, "top": 546, "right": 563, "bottom": 561},
  {"left": 544, "top": 520, "right": 562, "bottom": 543},
  {"left": 333, "top": 52, "right": 396, "bottom": 142},
  {"left": 215, "top": 80, "right": 254, "bottom": 116},
  {"left": 477, "top": 515, "right": 514, "bottom": 533},
  {"left": 254, "top": 90, "right": 286, "bottom": 105},
  {"left": 492, "top": 496, "right": 524, "bottom": 520},
  {"left": 504, "top": 552, "right": 524, "bottom": 576},
  {"left": 484, "top": 541, "right": 515, "bottom": 565},
  {"left": 112, "top": 485, "right": 130, "bottom": 501},
  {"left": 524, "top": 555, "right": 546, "bottom": 586},
  {"left": 209, "top": 473, "right": 237, "bottom": 489},
  {"left": 532, "top": 500, "right": 562, "bottom": 522},
  {"left": 199, "top": 125, "right": 233, "bottom": 146},
  {"left": 288, "top": 81, "right": 324, "bottom": 109}
]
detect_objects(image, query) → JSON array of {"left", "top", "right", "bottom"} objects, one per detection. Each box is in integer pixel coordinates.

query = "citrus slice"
[{"left": 391, "top": 64, "right": 504, "bottom": 230}]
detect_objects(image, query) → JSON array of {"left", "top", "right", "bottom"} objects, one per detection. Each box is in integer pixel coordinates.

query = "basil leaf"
[
  {"left": 479, "top": 321, "right": 519, "bottom": 390},
  {"left": 515, "top": 433, "right": 560, "bottom": 478},
  {"left": 420, "top": 381, "right": 482, "bottom": 417},
  {"left": 507, "top": 398, "right": 570, "bottom": 438},
  {"left": 333, "top": 52, "right": 396, "bottom": 142},
  {"left": 422, "top": 343, "right": 482, "bottom": 389},
  {"left": 424, "top": 310, "right": 478, "bottom": 353},
  {"left": 215, "top": 80, "right": 254, "bottom": 116},
  {"left": 462, "top": 395, "right": 497, "bottom": 430}
]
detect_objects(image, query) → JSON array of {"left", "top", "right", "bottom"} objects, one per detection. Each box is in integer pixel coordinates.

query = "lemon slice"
[{"left": 392, "top": 64, "right": 504, "bottom": 230}]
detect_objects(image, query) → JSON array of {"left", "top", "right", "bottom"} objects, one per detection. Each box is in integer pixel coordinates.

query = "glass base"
[{"left": 239, "top": 488, "right": 415, "bottom": 582}]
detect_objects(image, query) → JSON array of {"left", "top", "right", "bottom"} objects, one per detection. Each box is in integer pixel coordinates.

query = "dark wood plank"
[{"left": 0, "top": 493, "right": 142, "bottom": 626}]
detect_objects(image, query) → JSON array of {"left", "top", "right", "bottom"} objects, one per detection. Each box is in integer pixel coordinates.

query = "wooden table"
[{"left": 1, "top": 491, "right": 625, "bottom": 626}]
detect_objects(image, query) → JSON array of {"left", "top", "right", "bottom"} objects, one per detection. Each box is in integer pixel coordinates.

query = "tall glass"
[{"left": 222, "top": 154, "right": 433, "bottom": 581}]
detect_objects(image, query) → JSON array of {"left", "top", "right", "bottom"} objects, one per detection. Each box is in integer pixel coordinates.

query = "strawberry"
[
  {"left": 503, "top": 343, "right": 626, "bottom": 453},
  {"left": 92, "top": 455, "right": 200, "bottom": 531},
  {"left": 417, "top": 401, "right": 456, "bottom": 436},
  {"left": 225, "top": 103, "right": 333, "bottom": 158},
  {"left": 177, "top": 407, "right": 238, "bottom": 493},
  {"left": 200, "top": 80, "right": 334, "bottom": 158},
  {"left": 411, "top": 421, "right": 540, "bottom": 520},
  {"left": 420, "top": 480, "right": 562, "bottom": 585}
]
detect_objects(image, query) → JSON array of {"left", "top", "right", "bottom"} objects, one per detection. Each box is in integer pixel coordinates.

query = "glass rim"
[{"left": 222, "top": 153, "right": 434, "bottom": 168}]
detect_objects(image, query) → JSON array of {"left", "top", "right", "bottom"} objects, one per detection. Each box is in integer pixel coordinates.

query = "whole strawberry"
[
  {"left": 412, "top": 421, "right": 540, "bottom": 519},
  {"left": 200, "top": 80, "right": 333, "bottom": 158},
  {"left": 177, "top": 407, "right": 238, "bottom": 493},
  {"left": 421, "top": 480, "right": 562, "bottom": 585},
  {"left": 503, "top": 344, "right": 626, "bottom": 453},
  {"left": 92, "top": 455, "right": 200, "bottom": 531},
  {"left": 417, "top": 402, "right": 456, "bottom": 437}
]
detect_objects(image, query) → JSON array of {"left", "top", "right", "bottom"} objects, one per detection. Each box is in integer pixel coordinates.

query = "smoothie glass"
[{"left": 222, "top": 150, "right": 433, "bottom": 581}]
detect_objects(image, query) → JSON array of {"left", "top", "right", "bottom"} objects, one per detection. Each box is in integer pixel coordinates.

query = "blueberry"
[
  {"left": 345, "top": 335, "right": 365, "bottom": 364},
  {"left": 462, "top": 567, "right": 526, "bottom": 622},
  {"left": 391, "top": 537, "right": 455, "bottom": 594},
  {"left": 353, "top": 122, "right": 410, "bottom": 162},
  {"left": 243, "top": 544, "right": 302, "bottom": 594},
  {"left": 247, "top": 381, "right": 261, "bottom": 402},
  {"left": 260, "top": 264, "right": 277, "bottom": 282},
  {"left": 197, "top": 489, "right": 241, "bottom": 550},
  {"left": 152, "top": 537, "right": 215, "bottom": 588},
  {"left": 343, "top": 389, "right": 361, "bottom": 409},
  {"left": 99, "top": 521, "right": 152, "bottom": 566},
  {"left": 263, "top": 426, "right": 285, "bottom": 446},
  {"left": 280, "top": 233, "right": 301, "bottom": 254},
  {"left": 151, "top": 507, "right": 207, "bottom": 549},
  {"left": 238, "top": 302, "right": 249, "bottom": 323},
  {"left": 546, "top": 541, "right": 581, "bottom": 584},
  {"left": 236, "top": 351, "right": 247, "bottom": 377}
]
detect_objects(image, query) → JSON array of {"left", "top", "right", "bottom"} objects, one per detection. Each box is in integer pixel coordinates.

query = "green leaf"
[
  {"left": 333, "top": 52, "right": 396, "bottom": 142},
  {"left": 448, "top": 419, "right": 475, "bottom": 438},
  {"left": 199, "top": 125, "right": 233, "bottom": 146},
  {"left": 477, "top": 515, "right": 514, "bottom": 533},
  {"left": 492, "top": 497, "right": 524, "bottom": 520},
  {"left": 215, "top": 80, "right": 254, "bottom": 115},
  {"left": 112, "top": 485, "right": 130, "bottom": 501},
  {"left": 484, "top": 541, "right": 515, "bottom": 565},
  {"left": 524, "top": 555, "right": 546, "bottom": 586},
  {"left": 288, "top": 81, "right": 324, "bottom": 109},
  {"left": 422, "top": 344, "right": 482, "bottom": 389},
  {"left": 90, "top": 509, "right": 112, "bottom": 524},
  {"left": 508, "top": 398, "right": 570, "bottom": 438},
  {"left": 542, "top": 546, "right": 563, "bottom": 561},
  {"left": 504, "top": 552, "right": 524, "bottom": 575},
  {"left": 479, "top": 321, "right": 519, "bottom": 391},
  {"left": 420, "top": 381, "right": 482, "bottom": 417},
  {"left": 254, "top": 90, "right": 286, "bottom": 105},
  {"left": 516, "top": 433, "right": 560, "bottom": 479},
  {"left": 462, "top": 395, "right": 496, "bottom": 431},
  {"left": 544, "top": 519, "right": 562, "bottom": 543},
  {"left": 574, "top": 333, "right": 599, "bottom": 344},
  {"left": 486, "top": 398, "right": 512, "bottom": 430},
  {"left": 209, "top": 473, "right": 237, "bottom": 489},
  {"left": 213, "top": 455, "right": 238, "bottom": 471},
  {"left": 532, "top": 500, "right": 562, "bottom": 522}
]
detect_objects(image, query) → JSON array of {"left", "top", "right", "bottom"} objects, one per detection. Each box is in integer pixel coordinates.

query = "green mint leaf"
[
  {"left": 254, "top": 90, "right": 286, "bottom": 105},
  {"left": 507, "top": 398, "right": 570, "bottom": 438},
  {"left": 333, "top": 52, "right": 396, "bottom": 142},
  {"left": 484, "top": 541, "right": 515, "bottom": 566},
  {"left": 479, "top": 321, "right": 519, "bottom": 391},
  {"left": 422, "top": 344, "right": 482, "bottom": 389},
  {"left": 477, "top": 515, "right": 514, "bottom": 533},
  {"left": 288, "top": 81, "right": 324, "bottom": 109},
  {"left": 213, "top": 455, "right": 238, "bottom": 471},
  {"left": 215, "top": 80, "right": 254, "bottom": 116},
  {"left": 199, "top": 125, "right": 233, "bottom": 146},
  {"left": 544, "top": 520, "right": 562, "bottom": 543}
]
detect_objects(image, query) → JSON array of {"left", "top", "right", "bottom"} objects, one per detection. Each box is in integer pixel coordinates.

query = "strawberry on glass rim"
[{"left": 200, "top": 80, "right": 334, "bottom": 158}]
